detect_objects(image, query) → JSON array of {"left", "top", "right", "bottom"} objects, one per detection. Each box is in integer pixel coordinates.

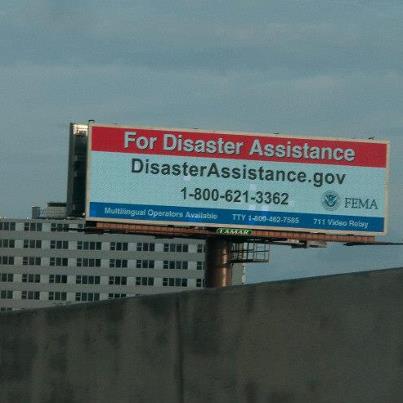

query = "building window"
[
  {"left": 0, "top": 222, "right": 16, "bottom": 231},
  {"left": 76, "top": 275, "right": 100, "bottom": 285},
  {"left": 0, "top": 307, "right": 12, "bottom": 312},
  {"left": 108, "top": 293, "right": 126, "bottom": 299},
  {"left": 0, "top": 239, "right": 15, "bottom": 248},
  {"left": 49, "top": 291, "right": 67, "bottom": 301},
  {"left": 163, "top": 261, "right": 188, "bottom": 270},
  {"left": 49, "top": 274, "right": 67, "bottom": 284},
  {"left": 49, "top": 257, "right": 68, "bottom": 267},
  {"left": 77, "top": 241, "right": 101, "bottom": 250},
  {"left": 135, "top": 277, "right": 154, "bottom": 286},
  {"left": 0, "top": 290, "right": 13, "bottom": 299},
  {"left": 163, "top": 243, "right": 189, "bottom": 253},
  {"left": 136, "top": 260, "right": 154, "bottom": 269},
  {"left": 0, "top": 256, "right": 14, "bottom": 265},
  {"left": 77, "top": 258, "right": 100, "bottom": 267},
  {"left": 196, "top": 279, "right": 205, "bottom": 288},
  {"left": 109, "top": 259, "right": 128, "bottom": 268},
  {"left": 196, "top": 261, "right": 205, "bottom": 271},
  {"left": 22, "top": 273, "right": 40, "bottom": 283},
  {"left": 21, "top": 291, "right": 40, "bottom": 300},
  {"left": 0, "top": 273, "right": 13, "bottom": 282},
  {"left": 162, "top": 278, "right": 188, "bottom": 287},
  {"left": 75, "top": 292, "right": 100, "bottom": 302},
  {"left": 23, "top": 239, "right": 42, "bottom": 249},
  {"left": 50, "top": 240, "right": 68, "bottom": 249},
  {"left": 109, "top": 276, "right": 127, "bottom": 285},
  {"left": 22, "top": 256, "right": 41, "bottom": 266},
  {"left": 197, "top": 244, "right": 205, "bottom": 253},
  {"left": 51, "top": 223, "right": 69, "bottom": 232},
  {"left": 24, "top": 222, "right": 42, "bottom": 232},
  {"left": 110, "top": 242, "right": 128, "bottom": 251},
  {"left": 136, "top": 242, "right": 155, "bottom": 252}
]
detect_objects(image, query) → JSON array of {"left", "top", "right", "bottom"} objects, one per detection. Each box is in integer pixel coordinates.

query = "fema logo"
[{"left": 321, "top": 191, "right": 341, "bottom": 211}]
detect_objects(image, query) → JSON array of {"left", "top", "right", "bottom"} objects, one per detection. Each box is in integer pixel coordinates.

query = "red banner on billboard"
[{"left": 91, "top": 126, "right": 387, "bottom": 168}]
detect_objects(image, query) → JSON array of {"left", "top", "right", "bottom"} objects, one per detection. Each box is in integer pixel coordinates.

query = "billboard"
[{"left": 86, "top": 124, "right": 389, "bottom": 235}]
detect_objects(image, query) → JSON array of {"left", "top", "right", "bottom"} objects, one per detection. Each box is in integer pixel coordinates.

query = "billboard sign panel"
[{"left": 86, "top": 124, "right": 389, "bottom": 235}]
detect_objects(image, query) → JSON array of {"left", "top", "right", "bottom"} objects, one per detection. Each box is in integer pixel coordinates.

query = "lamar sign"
[{"left": 216, "top": 228, "right": 253, "bottom": 236}]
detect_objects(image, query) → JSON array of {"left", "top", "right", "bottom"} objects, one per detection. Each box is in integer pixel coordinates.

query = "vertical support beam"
[{"left": 205, "top": 237, "right": 233, "bottom": 288}]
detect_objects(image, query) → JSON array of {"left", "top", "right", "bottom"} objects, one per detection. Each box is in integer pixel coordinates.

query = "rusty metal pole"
[{"left": 205, "top": 237, "right": 233, "bottom": 288}]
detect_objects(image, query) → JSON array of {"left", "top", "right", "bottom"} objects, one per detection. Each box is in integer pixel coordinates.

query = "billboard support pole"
[{"left": 205, "top": 237, "right": 233, "bottom": 288}]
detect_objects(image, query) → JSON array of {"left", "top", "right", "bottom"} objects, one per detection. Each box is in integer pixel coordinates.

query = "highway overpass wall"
[{"left": 1, "top": 267, "right": 403, "bottom": 402}]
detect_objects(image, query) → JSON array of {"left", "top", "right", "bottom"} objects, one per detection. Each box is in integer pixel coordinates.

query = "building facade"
[
  {"left": 66, "top": 123, "right": 88, "bottom": 218},
  {"left": 0, "top": 218, "right": 209, "bottom": 310},
  {"left": 0, "top": 217, "right": 245, "bottom": 311}
]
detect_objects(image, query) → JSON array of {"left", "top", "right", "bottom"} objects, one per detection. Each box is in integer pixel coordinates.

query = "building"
[
  {"left": 0, "top": 214, "right": 245, "bottom": 311},
  {"left": 0, "top": 216, "right": 218, "bottom": 311},
  {"left": 66, "top": 123, "right": 88, "bottom": 218},
  {"left": 0, "top": 216, "right": 245, "bottom": 311}
]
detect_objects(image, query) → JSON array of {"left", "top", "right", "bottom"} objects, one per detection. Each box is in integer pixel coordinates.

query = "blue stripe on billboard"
[{"left": 89, "top": 202, "right": 384, "bottom": 232}]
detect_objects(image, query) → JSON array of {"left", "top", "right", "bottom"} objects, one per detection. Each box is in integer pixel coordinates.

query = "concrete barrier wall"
[{"left": 1, "top": 267, "right": 403, "bottom": 403}]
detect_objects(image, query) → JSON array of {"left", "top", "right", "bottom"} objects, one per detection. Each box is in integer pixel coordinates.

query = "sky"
[{"left": 0, "top": 0, "right": 402, "bottom": 282}]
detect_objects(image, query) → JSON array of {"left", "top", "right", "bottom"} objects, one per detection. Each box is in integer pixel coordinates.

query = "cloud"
[{"left": 1, "top": 0, "right": 403, "bottom": 77}]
